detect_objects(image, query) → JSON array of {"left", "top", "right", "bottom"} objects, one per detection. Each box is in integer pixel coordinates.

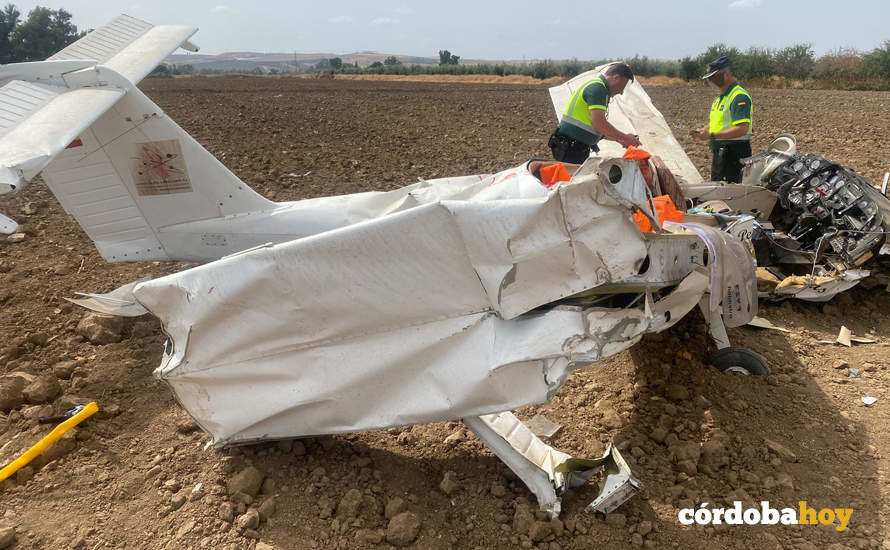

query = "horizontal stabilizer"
[
  {"left": 49, "top": 14, "right": 198, "bottom": 85},
  {"left": 0, "top": 79, "right": 124, "bottom": 193}
]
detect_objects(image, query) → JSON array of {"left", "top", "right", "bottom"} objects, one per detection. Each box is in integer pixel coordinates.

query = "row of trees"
[
  {"left": 679, "top": 42, "right": 890, "bottom": 85},
  {"left": 304, "top": 42, "right": 890, "bottom": 89},
  {"left": 318, "top": 55, "right": 402, "bottom": 71},
  {"left": 0, "top": 4, "right": 84, "bottom": 63}
]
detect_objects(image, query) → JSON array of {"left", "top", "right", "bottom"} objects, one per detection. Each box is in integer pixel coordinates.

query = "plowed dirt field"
[{"left": 2, "top": 76, "right": 890, "bottom": 550}]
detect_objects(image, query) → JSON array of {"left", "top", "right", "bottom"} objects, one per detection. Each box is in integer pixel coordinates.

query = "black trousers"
[
  {"left": 549, "top": 130, "right": 596, "bottom": 164},
  {"left": 710, "top": 140, "right": 752, "bottom": 183}
]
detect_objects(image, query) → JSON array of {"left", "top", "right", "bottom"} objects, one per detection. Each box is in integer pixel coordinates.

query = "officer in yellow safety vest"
[
  {"left": 548, "top": 63, "right": 642, "bottom": 164},
  {"left": 690, "top": 56, "right": 753, "bottom": 183}
]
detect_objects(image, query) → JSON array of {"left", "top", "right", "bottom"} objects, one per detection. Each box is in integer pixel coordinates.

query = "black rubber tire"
[{"left": 709, "top": 347, "right": 770, "bottom": 376}]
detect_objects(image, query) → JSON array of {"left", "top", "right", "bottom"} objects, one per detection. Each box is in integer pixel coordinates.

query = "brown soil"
[{"left": 1, "top": 77, "right": 890, "bottom": 550}]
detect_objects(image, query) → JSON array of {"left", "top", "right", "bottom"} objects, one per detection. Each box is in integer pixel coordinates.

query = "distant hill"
[{"left": 165, "top": 51, "right": 534, "bottom": 72}]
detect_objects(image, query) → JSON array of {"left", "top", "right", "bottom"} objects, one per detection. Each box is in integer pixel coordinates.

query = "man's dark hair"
[{"left": 605, "top": 62, "right": 634, "bottom": 82}]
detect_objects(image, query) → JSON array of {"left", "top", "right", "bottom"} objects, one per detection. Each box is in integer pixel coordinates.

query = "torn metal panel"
[
  {"left": 746, "top": 316, "right": 791, "bottom": 333},
  {"left": 664, "top": 223, "right": 757, "bottom": 326},
  {"left": 683, "top": 183, "right": 779, "bottom": 220},
  {"left": 464, "top": 413, "right": 640, "bottom": 517},
  {"left": 66, "top": 277, "right": 151, "bottom": 317},
  {"left": 463, "top": 413, "right": 572, "bottom": 517},
  {"left": 773, "top": 269, "right": 869, "bottom": 302},
  {"left": 817, "top": 326, "right": 877, "bottom": 346}
]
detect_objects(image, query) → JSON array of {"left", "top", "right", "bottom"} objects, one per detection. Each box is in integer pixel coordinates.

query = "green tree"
[
  {"left": 861, "top": 41, "right": 890, "bottom": 78},
  {"left": 171, "top": 63, "right": 194, "bottom": 75},
  {"left": 369, "top": 61, "right": 383, "bottom": 69},
  {"left": 383, "top": 55, "right": 400, "bottom": 66},
  {"left": 329, "top": 57, "right": 343, "bottom": 70},
  {"left": 0, "top": 4, "right": 20, "bottom": 64},
  {"left": 679, "top": 56, "right": 699, "bottom": 81},
  {"left": 774, "top": 44, "right": 815, "bottom": 80},
  {"left": 10, "top": 6, "right": 84, "bottom": 61},
  {"left": 696, "top": 44, "right": 740, "bottom": 69},
  {"left": 733, "top": 46, "right": 775, "bottom": 80},
  {"left": 438, "top": 49, "right": 459, "bottom": 65}
]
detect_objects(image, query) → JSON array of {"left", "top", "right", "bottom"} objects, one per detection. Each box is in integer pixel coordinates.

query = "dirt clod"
[
  {"left": 0, "top": 377, "right": 24, "bottom": 412},
  {"left": 258, "top": 496, "right": 276, "bottom": 522},
  {"left": 23, "top": 375, "right": 61, "bottom": 404},
  {"left": 0, "top": 526, "right": 15, "bottom": 549},
  {"left": 51, "top": 360, "right": 78, "bottom": 380},
  {"left": 227, "top": 466, "right": 263, "bottom": 497},
  {"left": 75, "top": 312, "right": 125, "bottom": 345},
  {"left": 386, "top": 511, "right": 421, "bottom": 546},
  {"left": 337, "top": 488, "right": 363, "bottom": 519},
  {"left": 235, "top": 508, "right": 260, "bottom": 530},
  {"left": 385, "top": 496, "right": 406, "bottom": 519},
  {"left": 605, "top": 513, "right": 627, "bottom": 528},
  {"left": 439, "top": 470, "right": 460, "bottom": 495},
  {"left": 218, "top": 502, "right": 234, "bottom": 523}
]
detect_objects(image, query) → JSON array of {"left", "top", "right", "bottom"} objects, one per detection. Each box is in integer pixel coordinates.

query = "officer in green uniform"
[
  {"left": 690, "top": 56, "right": 753, "bottom": 183},
  {"left": 549, "top": 63, "right": 641, "bottom": 164}
]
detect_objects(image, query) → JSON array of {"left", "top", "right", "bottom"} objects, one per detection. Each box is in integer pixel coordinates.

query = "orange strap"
[{"left": 540, "top": 163, "right": 571, "bottom": 188}]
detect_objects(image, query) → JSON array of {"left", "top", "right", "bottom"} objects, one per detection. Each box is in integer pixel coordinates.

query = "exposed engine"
[{"left": 765, "top": 154, "right": 885, "bottom": 265}]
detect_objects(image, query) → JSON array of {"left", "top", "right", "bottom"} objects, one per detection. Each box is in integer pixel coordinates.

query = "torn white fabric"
[{"left": 66, "top": 276, "right": 151, "bottom": 316}]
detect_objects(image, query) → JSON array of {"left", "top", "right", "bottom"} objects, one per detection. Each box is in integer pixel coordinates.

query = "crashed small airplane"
[{"left": 0, "top": 15, "right": 765, "bottom": 515}]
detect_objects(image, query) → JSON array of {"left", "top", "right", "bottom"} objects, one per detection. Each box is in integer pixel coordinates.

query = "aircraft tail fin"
[{"left": 0, "top": 14, "right": 274, "bottom": 262}]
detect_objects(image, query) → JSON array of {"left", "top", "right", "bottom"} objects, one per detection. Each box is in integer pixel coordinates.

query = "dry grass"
[{"left": 637, "top": 75, "right": 690, "bottom": 87}]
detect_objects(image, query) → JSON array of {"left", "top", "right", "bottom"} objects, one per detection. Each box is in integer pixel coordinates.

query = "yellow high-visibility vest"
[
  {"left": 560, "top": 76, "right": 608, "bottom": 142},
  {"left": 708, "top": 83, "right": 752, "bottom": 140}
]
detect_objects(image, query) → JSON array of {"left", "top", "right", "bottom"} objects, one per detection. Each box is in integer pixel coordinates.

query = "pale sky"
[{"left": 10, "top": 0, "right": 890, "bottom": 60}]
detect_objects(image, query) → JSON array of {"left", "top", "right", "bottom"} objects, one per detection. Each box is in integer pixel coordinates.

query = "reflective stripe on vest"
[
  {"left": 708, "top": 84, "right": 752, "bottom": 141},
  {"left": 560, "top": 76, "right": 608, "bottom": 142}
]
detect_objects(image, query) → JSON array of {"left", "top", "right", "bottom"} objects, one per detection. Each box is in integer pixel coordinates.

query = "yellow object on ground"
[
  {"left": 775, "top": 274, "right": 836, "bottom": 291},
  {"left": 0, "top": 401, "right": 98, "bottom": 482},
  {"left": 756, "top": 267, "right": 782, "bottom": 291}
]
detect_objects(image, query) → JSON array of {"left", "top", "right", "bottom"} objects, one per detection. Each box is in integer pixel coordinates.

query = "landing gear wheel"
[{"left": 709, "top": 347, "right": 770, "bottom": 376}]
